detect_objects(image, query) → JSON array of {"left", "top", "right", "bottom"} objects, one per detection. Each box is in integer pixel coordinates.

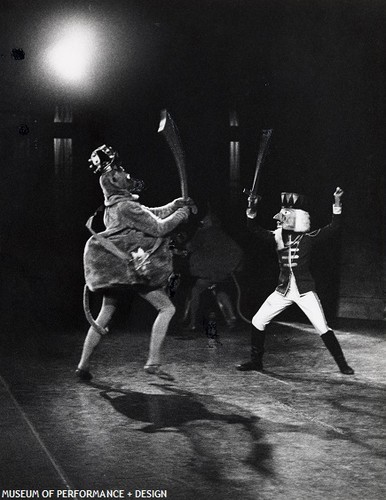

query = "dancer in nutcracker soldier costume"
[
  {"left": 236, "top": 187, "right": 354, "bottom": 375},
  {"left": 76, "top": 145, "right": 195, "bottom": 381}
]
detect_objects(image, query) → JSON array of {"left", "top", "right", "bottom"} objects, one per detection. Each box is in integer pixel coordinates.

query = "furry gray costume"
[
  {"left": 84, "top": 169, "right": 187, "bottom": 291},
  {"left": 77, "top": 145, "right": 194, "bottom": 381}
]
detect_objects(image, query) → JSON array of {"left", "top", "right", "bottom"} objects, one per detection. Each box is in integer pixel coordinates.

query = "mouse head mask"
[{"left": 88, "top": 145, "right": 144, "bottom": 198}]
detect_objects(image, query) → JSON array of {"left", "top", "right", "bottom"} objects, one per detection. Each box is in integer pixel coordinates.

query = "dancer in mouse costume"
[
  {"left": 236, "top": 187, "right": 354, "bottom": 375},
  {"left": 76, "top": 145, "right": 195, "bottom": 381}
]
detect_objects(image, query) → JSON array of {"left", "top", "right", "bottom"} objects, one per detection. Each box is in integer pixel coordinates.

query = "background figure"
[
  {"left": 237, "top": 187, "right": 354, "bottom": 375},
  {"left": 167, "top": 230, "right": 190, "bottom": 298},
  {"left": 184, "top": 211, "right": 244, "bottom": 330},
  {"left": 204, "top": 311, "right": 222, "bottom": 348},
  {"left": 76, "top": 145, "right": 195, "bottom": 381}
]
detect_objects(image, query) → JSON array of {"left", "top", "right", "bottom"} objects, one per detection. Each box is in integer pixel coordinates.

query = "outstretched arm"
[
  {"left": 245, "top": 195, "right": 275, "bottom": 244},
  {"left": 308, "top": 186, "right": 344, "bottom": 240},
  {"left": 120, "top": 201, "right": 190, "bottom": 237},
  {"left": 149, "top": 197, "right": 197, "bottom": 218}
]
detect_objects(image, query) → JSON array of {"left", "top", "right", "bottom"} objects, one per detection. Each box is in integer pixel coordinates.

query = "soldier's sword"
[
  {"left": 158, "top": 109, "right": 189, "bottom": 200},
  {"left": 244, "top": 128, "right": 273, "bottom": 207}
]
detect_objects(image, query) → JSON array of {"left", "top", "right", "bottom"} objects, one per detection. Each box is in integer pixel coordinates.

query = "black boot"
[
  {"left": 321, "top": 330, "right": 354, "bottom": 375},
  {"left": 236, "top": 329, "right": 265, "bottom": 372},
  {"left": 75, "top": 368, "right": 93, "bottom": 381}
]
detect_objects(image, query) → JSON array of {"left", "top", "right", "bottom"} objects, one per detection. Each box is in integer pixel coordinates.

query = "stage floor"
[{"left": 1, "top": 318, "right": 385, "bottom": 499}]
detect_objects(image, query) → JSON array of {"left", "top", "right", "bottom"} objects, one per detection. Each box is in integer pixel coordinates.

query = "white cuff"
[{"left": 333, "top": 204, "right": 342, "bottom": 215}]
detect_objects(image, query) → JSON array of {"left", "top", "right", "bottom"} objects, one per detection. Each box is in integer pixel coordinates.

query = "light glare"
[{"left": 47, "top": 26, "right": 94, "bottom": 82}]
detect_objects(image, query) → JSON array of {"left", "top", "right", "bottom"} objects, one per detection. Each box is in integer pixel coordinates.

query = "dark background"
[{"left": 0, "top": 0, "right": 385, "bottom": 335}]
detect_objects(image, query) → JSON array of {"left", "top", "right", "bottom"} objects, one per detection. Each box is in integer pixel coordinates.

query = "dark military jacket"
[{"left": 247, "top": 213, "right": 341, "bottom": 295}]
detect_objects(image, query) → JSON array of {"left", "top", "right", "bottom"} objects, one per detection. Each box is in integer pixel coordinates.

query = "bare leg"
[
  {"left": 77, "top": 293, "right": 118, "bottom": 372},
  {"left": 188, "top": 278, "right": 211, "bottom": 329},
  {"left": 216, "top": 290, "right": 237, "bottom": 325},
  {"left": 140, "top": 288, "right": 176, "bottom": 367}
]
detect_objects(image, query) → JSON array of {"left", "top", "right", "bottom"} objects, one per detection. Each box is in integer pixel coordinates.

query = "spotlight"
[{"left": 47, "top": 25, "right": 95, "bottom": 82}]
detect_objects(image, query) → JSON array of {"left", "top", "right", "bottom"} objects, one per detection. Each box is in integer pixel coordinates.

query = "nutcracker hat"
[{"left": 280, "top": 192, "right": 309, "bottom": 211}]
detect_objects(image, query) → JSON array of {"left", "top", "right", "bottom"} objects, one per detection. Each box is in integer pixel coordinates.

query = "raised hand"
[
  {"left": 334, "top": 187, "right": 344, "bottom": 198},
  {"left": 334, "top": 187, "right": 344, "bottom": 207},
  {"left": 246, "top": 194, "right": 260, "bottom": 219}
]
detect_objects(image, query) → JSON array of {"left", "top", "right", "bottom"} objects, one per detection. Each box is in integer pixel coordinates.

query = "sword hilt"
[
  {"left": 183, "top": 197, "right": 198, "bottom": 215},
  {"left": 243, "top": 189, "right": 261, "bottom": 208}
]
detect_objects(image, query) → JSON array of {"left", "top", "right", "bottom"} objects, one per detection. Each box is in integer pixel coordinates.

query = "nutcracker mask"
[{"left": 273, "top": 192, "right": 310, "bottom": 232}]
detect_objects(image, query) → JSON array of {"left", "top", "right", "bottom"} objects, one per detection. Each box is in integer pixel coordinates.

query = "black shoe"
[
  {"left": 236, "top": 361, "right": 263, "bottom": 372},
  {"left": 75, "top": 368, "right": 93, "bottom": 381},
  {"left": 338, "top": 363, "right": 355, "bottom": 375}
]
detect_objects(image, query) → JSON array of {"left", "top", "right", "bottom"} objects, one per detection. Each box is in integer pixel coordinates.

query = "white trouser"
[{"left": 252, "top": 274, "right": 329, "bottom": 334}]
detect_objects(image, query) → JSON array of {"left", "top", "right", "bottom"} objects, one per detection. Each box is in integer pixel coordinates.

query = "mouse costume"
[
  {"left": 237, "top": 188, "right": 354, "bottom": 375},
  {"left": 84, "top": 170, "right": 184, "bottom": 292},
  {"left": 77, "top": 145, "right": 192, "bottom": 381}
]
